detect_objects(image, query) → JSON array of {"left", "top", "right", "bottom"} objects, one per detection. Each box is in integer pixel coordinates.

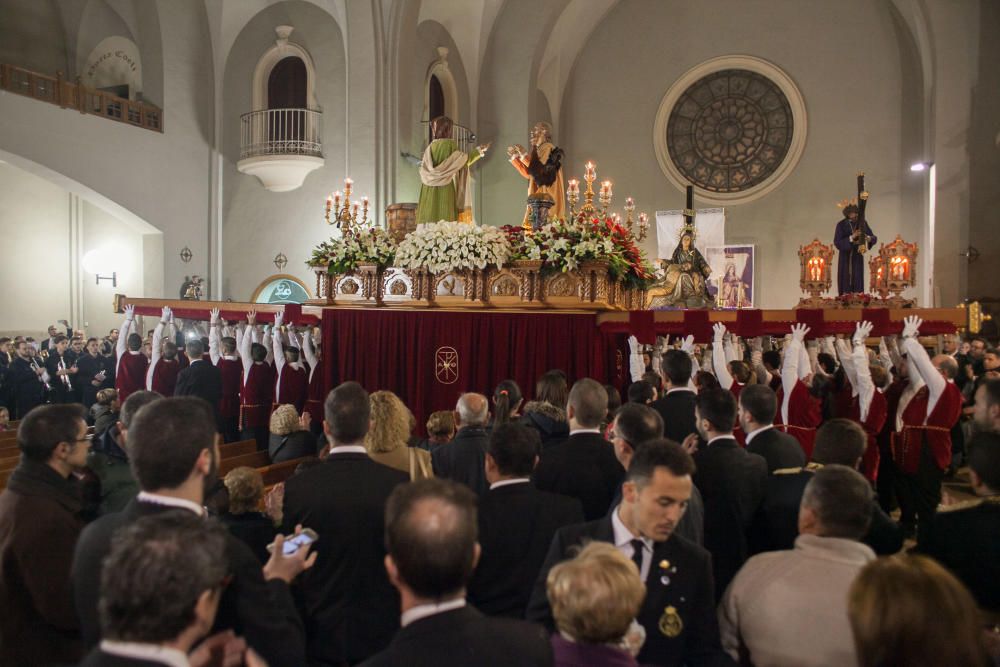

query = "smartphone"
[{"left": 266, "top": 528, "right": 318, "bottom": 555}]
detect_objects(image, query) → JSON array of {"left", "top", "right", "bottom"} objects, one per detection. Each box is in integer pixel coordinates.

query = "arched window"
[
  {"left": 427, "top": 74, "right": 445, "bottom": 141},
  {"left": 268, "top": 56, "right": 307, "bottom": 109}
]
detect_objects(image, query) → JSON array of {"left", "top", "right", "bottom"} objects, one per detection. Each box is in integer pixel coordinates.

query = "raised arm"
[
  {"left": 627, "top": 336, "right": 645, "bottom": 383},
  {"left": 712, "top": 324, "right": 734, "bottom": 390},
  {"left": 750, "top": 337, "right": 770, "bottom": 387},
  {"left": 852, "top": 322, "right": 876, "bottom": 421},
  {"left": 782, "top": 325, "right": 810, "bottom": 424},
  {"left": 146, "top": 307, "right": 168, "bottom": 389},
  {"left": 272, "top": 313, "right": 285, "bottom": 373},
  {"left": 800, "top": 338, "right": 814, "bottom": 381},
  {"left": 901, "top": 316, "right": 945, "bottom": 411},
  {"left": 724, "top": 334, "right": 739, "bottom": 364},
  {"left": 241, "top": 311, "right": 255, "bottom": 374},
  {"left": 209, "top": 308, "right": 221, "bottom": 365},
  {"left": 835, "top": 337, "right": 859, "bottom": 394},
  {"left": 116, "top": 305, "right": 134, "bottom": 359},
  {"left": 301, "top": 326, "right": 318, "bottom": 369}
]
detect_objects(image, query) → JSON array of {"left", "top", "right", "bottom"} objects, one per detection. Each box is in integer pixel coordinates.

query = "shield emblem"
[{"left": 435, "top": 346, "right": 459, "bottom": 385}]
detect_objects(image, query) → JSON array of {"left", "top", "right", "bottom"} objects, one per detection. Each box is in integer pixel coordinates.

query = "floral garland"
[
  {"left": 307, "top": 227, "right": 397, "bottom": 274},
  {"left": 516, "top": 217, "right": 658, "bottom": 289},
  {"left": 394, "top": 221, "right": 511, "bottom": 273}
]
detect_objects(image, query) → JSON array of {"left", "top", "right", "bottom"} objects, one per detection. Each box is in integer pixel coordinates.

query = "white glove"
[
  {"left": 659, "top": 336, "right": 671, "bottom": 354},
  {"left": 246, "top": 310, "right": 257, "bottom": 326},
  {"left": 680, "top": 335, "right": 696, "bottom": 354},
  {"left": 750, "top": 337, "right": 763, "bottom": 353},
  {"left": 124, "top": 304, "right": 135, "bottom": 321},
  {"left": 160, "top": 306, "right": 171, "bottom": 323},
  {"left": 879, "top": 338, "right": 889, "bottom": 357},
  {"left": 713, "top": 322, "right": 727, "bottom": 344},
  {"left": 628, "top": 335, "right": 640, "bottom": 356},
  {"left": 854, "top": 321, "right": 874, "bottom": 346},
  {"left": 210, "top": 308, "right": 220, "bottom": 326},
  {"left": 274, "top": 311, "right": 284, "bottom": 328},
  {"left": 902, "top": 315, "right": 922, "bottom": 339},
  {"left": 790, "top": 323, "right": 810, "bottom": 342}
]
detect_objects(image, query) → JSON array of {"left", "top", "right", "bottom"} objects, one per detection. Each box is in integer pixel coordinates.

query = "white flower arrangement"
[
  {"left": 394, "top": 221, "right": 511, "bottom": 273},
  {"left": 307, "top": 226, "right": 397, "bottom": 273}
]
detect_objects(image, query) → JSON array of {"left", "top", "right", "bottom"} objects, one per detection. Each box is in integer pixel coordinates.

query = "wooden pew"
[
  {"left": 218, "top": 450, "right": 271, "bottom": 477},
  {"left": 220, "top": 439, "right": 257, "bottom": 460},
  {"left": 258, "top": 458, "right": 311, "bottom": 488}
]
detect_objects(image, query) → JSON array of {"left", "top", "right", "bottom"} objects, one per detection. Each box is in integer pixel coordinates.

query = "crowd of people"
[{"left": 0, "top": 310, "right": 999, "bottom": 666}]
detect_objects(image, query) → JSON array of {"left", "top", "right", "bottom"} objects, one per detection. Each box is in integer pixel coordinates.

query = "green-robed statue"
[{"left": 415, "top": 116, "right": 490, "bottom": 225}]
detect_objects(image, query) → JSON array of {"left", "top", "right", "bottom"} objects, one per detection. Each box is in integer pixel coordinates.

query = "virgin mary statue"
[{"left": 650, "top": 230, "right": 713, "bottom": 308}]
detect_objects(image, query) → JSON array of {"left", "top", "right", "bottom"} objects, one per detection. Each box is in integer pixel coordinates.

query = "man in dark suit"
[
  {"left": 174, "top": 339, "right": 222, "bottom": 424},
  {"left": 361, "top": 479, "right": 552, "bottom": 667},
  {"left": 651, "top": 349, "right": 698, "bottom": 444},
  {"left": 44, "top": 335, "right": 78, "bottom": 404},
  {"left": 917, "top": 430, "right": 1000, "bottom": 612},
  {"left": 534, "top": 379, "right": 624, "bottom": 520},
  {"left": 684, "top": 388, "right": 767, "bottom": 600},
  {"left": 79, "top": 513, "right": 263, "bottom": 667},
  {"left": 528, "top": 439, "right": 731, "bottom": 667},
  {"left": 609, "top": 402, "right": 704, "bottom": 545},
  {"left": 468, "top": 422, "right": 584, "bottom": 617},
  {"left": 40, "top": 321, "right": 72, "bottom": 353},
  {"left": 282, "top": 381, "right": 410, "bottom": 665},
  {"left": 72, "top": 397, "right": 313, "bottom": 667},
  {"left": 752, "top": 418, "right": 903, "bottom": 556},
  {"left": 8, "top": 340, "right": 47, "bottom": 419},
  {"left": 738, "top": 384, "right": 806, "bottom": 473},
  {"left": 431, "top": 392, "right": 491, "bottom": 496}
]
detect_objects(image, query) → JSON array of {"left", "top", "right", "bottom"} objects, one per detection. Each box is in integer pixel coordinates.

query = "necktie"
[{"left": 630, "top": 538, "right": 645, "bottom": 575}]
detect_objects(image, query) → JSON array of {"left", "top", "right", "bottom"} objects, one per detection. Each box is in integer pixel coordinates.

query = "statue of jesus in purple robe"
[{"left": 833, "top": 204, "right": 876, "bottom": 295}]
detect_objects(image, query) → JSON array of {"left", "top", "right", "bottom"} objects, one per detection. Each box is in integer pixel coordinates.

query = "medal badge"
[{"left": 659, "top": 605, "right": 683, "bottom": 638}]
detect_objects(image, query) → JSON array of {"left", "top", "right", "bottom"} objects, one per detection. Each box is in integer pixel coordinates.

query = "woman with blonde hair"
[
  {"left": 268, "top": 403, "right": 319, "bottom": 463},
  {"left": 546, "top": 542, "right": 647, "bottom": 666},
  {"left": 220, "top": 466, "right": 275, "bottom": 564},
  {"left": 848, "top": 554, "right": 989, "bottom": 667},
  {"left": 365, "top": 390, "right": 433, "bottom": 480}
]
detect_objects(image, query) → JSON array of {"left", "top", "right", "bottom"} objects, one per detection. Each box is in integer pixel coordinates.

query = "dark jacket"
[
  {"left": 79, "top": 647, "right": 170, "bottom": 666},
  {"left": 650, "top": 388, "right": 698, "bottom": 444},
  {"left": 468, "top": 481, "right": 584, "bottom": 617},
  {"left": 87, "top": 434, "right": 139, "bottom": 516},
  {"left": 431, "top": 426, "right": 490, "bottom": 497},
  {"left": 550, "top": 633, "right": 638, "bottom": 667},
  {"left": 8, "top": 355, "right": 46, "bottom": 419},
  {"left": 520, "top": 401, "right": 570, "bottom": 451},
  {"left": 268, "top": 430, "right": 319, "bottom": 463},
  {"left": 221, "top": 510, "right": 277, "bottom": 565},
  {"left": 916, "top": 497, "right": 1000, "bottom": 611},
  {"left": 750, "top": 464, "right": 903, "bottom": 556},
  {"left": 72, "top": 499, "right": 305, "bottom": 667},
  {"left": 359, "top": 605, "right": 552, "bottom": 667},
  {"left": 174, "top": 359, "right": 222, "bottom": 420},
  {"left": 692, "top": 437, "right": 768, "bottom": 600},
  {"left": 0, "top": 460, "right": 85, "bottom": 666},
  {"left": 745, "top": 427, "right": 806, "bottom": 473},
  {"left": 91, "top": 404, "right": 119, "bottom": 438},
  {"left": 527, "top": 516, "right": 731, "bottom": 667},
  {"left": 534, "top": 431, "right": 625, "bottom": 521},
  {"left": 281, "top": 451, "right": 409, "bottom": 665}
]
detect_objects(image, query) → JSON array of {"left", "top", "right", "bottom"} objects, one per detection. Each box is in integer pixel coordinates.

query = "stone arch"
[{"left": 252, "top": 26, "right": 319, "bottom": 111}]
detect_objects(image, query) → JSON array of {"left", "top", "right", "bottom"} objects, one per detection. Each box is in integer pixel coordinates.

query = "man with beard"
[
  {"left": 8, "top": 339, "right": 49, "bottom": 418},
  {"left": 71, "top": 397, "right": 313, "bottom": 667}
]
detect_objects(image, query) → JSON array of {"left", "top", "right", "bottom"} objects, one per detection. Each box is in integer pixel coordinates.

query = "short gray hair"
[
  {"left": 456, "top": 393, "right": 489, "bottom": 426},
  {"left": 801, "top": 464, "right": 873, "bottom": 540},
  {"left": 568, "top": 379, "right": 608, "bottom": 429}
]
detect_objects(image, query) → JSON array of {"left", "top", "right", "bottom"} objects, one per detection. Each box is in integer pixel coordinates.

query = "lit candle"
[
  {"left": 625, "top": 197, "right": 634, "bottom": 210},
  {"left": 567, "top": 179, "right": 579, "bottom": 195},
  {"left": 353, "top": 203, "right": 360, "bottom": 216},
  {"left": 344, "top": 178, "right": 353, "bottom": 197},
  {"left": 601, "top": 181, "right": 612, "bottom": 198},
  {"left": 361, "top": 195, "right": 369, "bottom": 206},
  {"left": 334, "top": 191, "right": 342, "bottom": 208},
  {"left": 326, "top": 195, "right": 332, "bottom": 211},
  {"left": 585, "top": 162, "right": 595, "bottom": 180},
  {"left": 638, "top": 212, "right": 648, "bottom": 226}
]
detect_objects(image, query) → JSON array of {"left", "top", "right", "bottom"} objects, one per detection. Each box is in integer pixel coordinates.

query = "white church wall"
[
  {"left": 559, "top": 0, "right": 917, "bottom": 309},
  {"left": 220, "top": 1, "right": 347, "bottom": 301}
]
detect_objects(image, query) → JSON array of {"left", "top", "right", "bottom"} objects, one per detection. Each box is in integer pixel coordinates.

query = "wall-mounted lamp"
[
  {"left": 910, "top": 161, "right": 934, "bottom": 172},
  {"left": 82, "top": 249, "right": 118, "bottom": 287}
]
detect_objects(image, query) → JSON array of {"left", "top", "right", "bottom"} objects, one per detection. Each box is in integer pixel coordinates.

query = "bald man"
[{"left": 431, "top": 393, "right": 492, "bottom": 497}]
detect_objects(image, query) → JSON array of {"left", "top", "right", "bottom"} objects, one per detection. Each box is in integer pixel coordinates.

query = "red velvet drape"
[{"left": 320, "top": 308, "right": 608, "bottom": 434}]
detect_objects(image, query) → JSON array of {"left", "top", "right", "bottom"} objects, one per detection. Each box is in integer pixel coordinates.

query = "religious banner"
[
  {"left": 655, "top": 208, "right": 725, "bottom": 260},
  {"left": 704, "top": 245, "right": 755, "bottom": 308}
]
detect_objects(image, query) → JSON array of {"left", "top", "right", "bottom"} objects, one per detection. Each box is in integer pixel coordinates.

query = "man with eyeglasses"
[{"left": 0, "top": 403, "right": 92, "bottom": 665}]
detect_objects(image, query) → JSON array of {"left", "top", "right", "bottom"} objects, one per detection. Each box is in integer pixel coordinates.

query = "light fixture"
[
  {"left": 910, "top": 161, "right": 933, "bottom": 172},
  {"left": 82, "top": 248, "right": 118, "bottom": 287}
]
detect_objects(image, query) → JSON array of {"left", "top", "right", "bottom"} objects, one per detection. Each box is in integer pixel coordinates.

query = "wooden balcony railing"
[{"left": 0, "top": 63, "right": 163, "bottom": 133}]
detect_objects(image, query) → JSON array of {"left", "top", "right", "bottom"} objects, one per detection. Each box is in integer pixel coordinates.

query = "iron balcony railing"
[{"left": 240, "top": 108, "right": 323, "bottom": 160}]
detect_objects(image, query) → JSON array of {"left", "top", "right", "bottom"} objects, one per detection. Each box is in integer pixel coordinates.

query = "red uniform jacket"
[
  {"left": 217, "top": 358, "right": 242, "bottom": 419},
  {"left": 150, "top": 358, "right": 180, "bottom": 397},
  {"left": 775, "top": 379, "right": 822, "bottom": 460},
  {"left": 276, "top": 364, "right": 308, "bottom": 414},
  {"left": 241, "top": 363, "right": 275, "bottom": 429},
  {"left": 304, "top": 365, "right": 324, "bottom": 427},
  {"left": 845, "top": 390, "right": 888, "bottom": 483},
  {"left": 115, "top": 352, "right": 148, "bottom": 403},
  {"left": 892, "top": 382, "right": 962, "bottom": 474}
]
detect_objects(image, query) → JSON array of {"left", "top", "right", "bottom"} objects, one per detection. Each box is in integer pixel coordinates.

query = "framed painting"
[{"left": 704, "top": 245, "right": 755, "bottom": 308}]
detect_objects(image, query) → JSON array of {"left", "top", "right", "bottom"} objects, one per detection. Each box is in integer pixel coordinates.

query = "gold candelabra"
[
  {"left": 325, "top": 177, "right": 370, "bottom": 234},
  {"left": 566, "top": 161, "right": 648, "bottom": 240}
]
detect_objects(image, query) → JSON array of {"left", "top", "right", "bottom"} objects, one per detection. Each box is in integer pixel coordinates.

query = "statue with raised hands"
[{"left": 507, "top": 121, "right": 565, "bottom": 228}]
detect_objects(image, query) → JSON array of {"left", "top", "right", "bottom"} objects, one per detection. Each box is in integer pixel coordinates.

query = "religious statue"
[
  {"left": 833, "top": 173, "right": 877, "bottom": 295},
  {"left": 656, "top": 230, "right": 713, "bottom": 308},
  {"left": 720, "top": 262, "right": 748, "bottom": 308},
  {"left": 416, "top": 115, "right": 490, "bottom": 225},
  {"left": 507, "top": 121, "right": 565, "bottom": 229}
]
